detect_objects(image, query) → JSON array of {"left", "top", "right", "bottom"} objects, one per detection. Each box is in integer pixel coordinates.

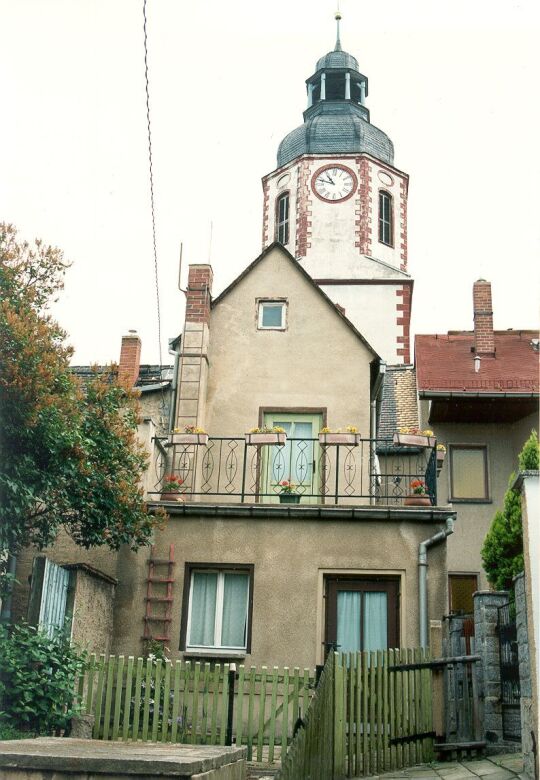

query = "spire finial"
[{"left": 334, "top": 9, "right": 342, "bottom": 51}]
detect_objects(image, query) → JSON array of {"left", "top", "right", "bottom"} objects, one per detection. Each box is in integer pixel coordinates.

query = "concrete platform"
[{"left": 0, "top": 738, "right": 247, "bottom": 779}]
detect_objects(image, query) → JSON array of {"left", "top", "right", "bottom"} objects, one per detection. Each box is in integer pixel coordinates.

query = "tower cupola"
[{"left": 277, "top": 13, "right": 394, "bottom": 168}]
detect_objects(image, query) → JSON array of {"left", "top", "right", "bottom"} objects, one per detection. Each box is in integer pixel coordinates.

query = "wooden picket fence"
[
  {"left": 76, "top": 654, "right": 315, "bottom": 760},
  {"left": 277, "top": 648, "right": 434, "bottom": 779}
]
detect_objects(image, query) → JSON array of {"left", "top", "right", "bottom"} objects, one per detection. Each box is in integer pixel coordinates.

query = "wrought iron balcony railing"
[{"left": 150, "top": 436, "right": 438, "bottom": 506}]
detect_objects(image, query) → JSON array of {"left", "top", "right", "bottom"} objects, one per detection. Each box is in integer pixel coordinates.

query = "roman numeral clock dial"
[{"left": 312, "top": 165, "right": 357, "bottom": 203}]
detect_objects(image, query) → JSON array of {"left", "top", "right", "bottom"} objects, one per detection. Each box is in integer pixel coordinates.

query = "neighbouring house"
[{"left": 415, "top": 279, "right": 539, "bottom": 612}]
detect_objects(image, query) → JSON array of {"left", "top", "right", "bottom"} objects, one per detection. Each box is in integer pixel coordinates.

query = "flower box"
[
  {"left": 318, "top": 432, "right": 360, "bottom": 446},
  {"left": 393, "top": 433, "right": 436, "bottom": 448},
  {"left": 160, "top": 492, "right": 185, "bottom": 502},
  {"left": 436, "top": 450, "right": 446, "bottom": 465},
  {"left": 171, "top": 433, "right": 209, "bottom": 446},
  {"left": 404, "top": 495, "right": 431, "bottom": 507},
  {"left": 279, "top": 494, "right": 301, "bottom": 504},
  {"left": 245, "top": 432, "right": 287, "bottom": 445}
]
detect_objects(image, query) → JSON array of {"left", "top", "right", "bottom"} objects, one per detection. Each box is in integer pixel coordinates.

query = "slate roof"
[
  {"left": 277, "top": 102, "right": 394, "bottom": 168},
  {"left": 415, "top": 331, "right": 539, "bottom": 394},
  {"left": 378, "top": 365, "right": 419, "bottom": 439}
]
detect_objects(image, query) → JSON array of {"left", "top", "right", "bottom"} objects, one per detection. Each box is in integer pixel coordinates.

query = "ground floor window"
[
  {"left": 325, "top": 576, "right": 399, "bottom": 653},
  {"left": 180, "top": 564, "right": 254, "bottom": 653},
  {"left": 449, "top": 573, "right": 478, "bottom": 615}
]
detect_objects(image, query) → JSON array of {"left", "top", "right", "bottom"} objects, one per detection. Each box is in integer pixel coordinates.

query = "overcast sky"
[{"left": 2, "top": 0, "right": 539, "bottom": 366}]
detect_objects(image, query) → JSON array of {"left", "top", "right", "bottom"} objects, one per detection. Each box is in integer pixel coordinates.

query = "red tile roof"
[{"left": 415, "top": 331, "right": 539, "bottom": 393}]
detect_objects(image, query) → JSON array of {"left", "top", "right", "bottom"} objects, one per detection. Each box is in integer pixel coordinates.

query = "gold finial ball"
[{"left": 335, "top": 11, "right": 342, "bottom": 20}]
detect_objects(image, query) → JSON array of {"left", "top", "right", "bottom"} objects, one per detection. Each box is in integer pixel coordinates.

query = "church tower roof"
[{"left": 277, "top": 13, "right": 394, "bottom": 168}]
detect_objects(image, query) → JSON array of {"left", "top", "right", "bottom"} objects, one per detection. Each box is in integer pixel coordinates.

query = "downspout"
[
  {"left": 418, "top": 515, "right": 455, "bottom": 648},
  {"left": 167, "top": 337, "right": 181, "bottom": 433},
  {"left": 370, "top": 362, "right": 386, "bottom": 505}
]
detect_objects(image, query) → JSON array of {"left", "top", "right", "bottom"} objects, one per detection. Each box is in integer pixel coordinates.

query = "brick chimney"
[
  {"left": 186, "top": 265, "right": 213, "bottom": 324},
  {"left": 473, "top": 279, "right": 495, "bottom": 356},
  {"left": 119, "top": 330, "right": 141, "bottom": 386}
]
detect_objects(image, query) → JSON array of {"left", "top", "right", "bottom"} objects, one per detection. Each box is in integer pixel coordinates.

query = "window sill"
[
  {"left": 184, "top": 649, "right": 247, "bottom": 660},
  {"left": 449, "top": 498, "right": 492, "bottom": 504}
]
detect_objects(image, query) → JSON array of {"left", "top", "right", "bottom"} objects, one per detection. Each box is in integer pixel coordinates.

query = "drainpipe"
[
  {"left": 370, "top": 362, "right": 386, "bottom": 505},
  {"left": 167, "top": 337, "right": 181, "bottom": 433},
  {"left": 418, "top": 516, "right": 455, "bottom": 648}
]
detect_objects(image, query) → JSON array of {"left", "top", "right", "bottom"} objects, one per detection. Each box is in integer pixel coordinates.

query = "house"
[
  {"left": 10, "top": 21, "right": 476, "bottom": 668},
  {"left": 415, "top": 279, "right": 539, "bottom": 613}
]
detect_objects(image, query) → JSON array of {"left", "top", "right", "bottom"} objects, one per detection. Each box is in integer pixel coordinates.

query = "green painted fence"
[
  {"left": 77, "top": 654, "right": 315, "bottom": 759},
  {"left": 277, "top": 648, "right": 434, "bottom": 780}
]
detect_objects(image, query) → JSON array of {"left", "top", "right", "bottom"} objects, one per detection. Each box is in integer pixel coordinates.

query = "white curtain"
[
  {"left": 337, "top": 591, "right": 361, "bottom": 653},
  {"left": 189, "top": 572, "right": 217, "bottom": 646},
  {"left": 363, "top": 592, "right": 387, "bottom": 651},
  {"left": 221, "top": 573, "right": 249, "bottom": 647}
]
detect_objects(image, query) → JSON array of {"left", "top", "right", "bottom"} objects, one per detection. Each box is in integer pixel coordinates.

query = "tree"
[
  {"left": 0, "top": 223, "right": 162, "bottom": 573},
  {"left": 481, "top": 430, "right": 538, "bottom": 591}
]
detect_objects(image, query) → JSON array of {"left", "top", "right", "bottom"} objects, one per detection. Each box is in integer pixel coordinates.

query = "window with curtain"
[
  {"left": 378, "top": 190, "right": 393, "bottom": 246},
  {"left": 183, "top": 567, "right": 252, "bottom": 652},
  {"left": 325, "top": 577, "right": 399, "bottom": 654},
  {"left": 449, "top": 446, "right": 489, "bottom": 501},
  {"left": 276, "top": 192, "right": 290, "bottom": 245}
]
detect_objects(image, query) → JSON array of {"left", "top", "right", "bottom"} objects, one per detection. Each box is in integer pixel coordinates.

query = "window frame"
[
  {"left": 449, "top": 444, "right": 490, "bottom": 503},
  {"left": 448, "top": 573, "right": 479, "bottom": 615},
  {"left": 179, "top": 563, "right": 254, "bottom": 656},
  {"left": 275, "top": 191, "right": 290, "bottom": 246},
  {"left": 378, "top": 189, "right": 393, "bottom": 247},
  {"left": 257, "top": 299, "right": 287, "bottom": 331},
  {"left": 324, "top": 575, "right": 400, "bottom": 654}
]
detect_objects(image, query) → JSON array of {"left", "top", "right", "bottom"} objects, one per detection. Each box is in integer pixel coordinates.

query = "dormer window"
[
  {"left": 378, "top": 190, "right": 393, "bottom": 246},
  {"left": 276, "top": 193, "right": 289, "bottom": 246}
]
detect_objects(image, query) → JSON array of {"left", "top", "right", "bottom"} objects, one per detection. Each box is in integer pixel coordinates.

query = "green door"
[{"left": 261, "top": 413, "right": 322, "bottom": 504}]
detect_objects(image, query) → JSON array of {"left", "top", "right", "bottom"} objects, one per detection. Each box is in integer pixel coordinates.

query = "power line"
[{"left": 142, "top": 0, "right": 163, "bottom": 369}]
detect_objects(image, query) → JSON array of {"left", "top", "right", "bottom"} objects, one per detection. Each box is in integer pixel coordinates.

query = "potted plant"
[
  {"left": 245, "top": 426, "right": 287, "bottom": 445},
  {"left": 171, "top": 425, "right": 209, "bottom": 446},
  {"left": 393, "top": 427, "right": 436, "bottom": 448},
  {"left": 160, "top": 474, "right": 185, "bottom": 502},
  {"left": 318, "top": 425, "right": 360, "bottom": 446},
  {"left": 278, "top": 480, "right": 300, "bottom": 504},
  {"left": 436, "top": 444, "right": 446, "bottom": 473},
  {"left": 404, "top": 479, "right": 431, "bottom": 507}
]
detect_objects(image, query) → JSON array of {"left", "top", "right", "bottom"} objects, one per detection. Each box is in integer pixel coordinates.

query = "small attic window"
[{"left": 257, "top": 300, "right": 286, "bottom": 331}]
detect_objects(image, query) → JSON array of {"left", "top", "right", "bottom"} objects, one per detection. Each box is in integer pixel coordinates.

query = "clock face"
[{"left": 313, "top": 166, "right": 356, "bottom": 202}]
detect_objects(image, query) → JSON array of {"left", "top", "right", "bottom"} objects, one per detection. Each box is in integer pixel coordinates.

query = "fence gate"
[{"left": 498, "top": 602, "right": 521, "bottom": 741}]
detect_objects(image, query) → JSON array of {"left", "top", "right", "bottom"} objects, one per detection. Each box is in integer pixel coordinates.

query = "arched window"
[
  {"left": 276, "top": 192, "right": 290, "bottom": 246},
  {"left": 378, "top": 190, "right": 393, "bottom": 246}
]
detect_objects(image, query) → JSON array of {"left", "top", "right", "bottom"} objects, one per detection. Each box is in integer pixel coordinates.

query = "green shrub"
[
  {"left": 481, "top": 431, "right": 537, "bottom": 591},
  {"left": 518, "top": 429, "right": 539, "bottom": 470},
  {"left": 0, "top": 623, "right": 86, "bottom": 735}
]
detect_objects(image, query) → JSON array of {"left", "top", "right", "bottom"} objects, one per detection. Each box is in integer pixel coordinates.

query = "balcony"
[{"left": 150, "top": 436, "right": 438, "bottom": 506}]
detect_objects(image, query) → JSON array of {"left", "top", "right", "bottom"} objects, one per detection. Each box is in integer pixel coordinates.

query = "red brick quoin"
[
  {"left": 396, "top": 284, "right": 412, "bottom": 363},
  {"left": 186, "top": 265, "right": 213, "bottom": 324}
]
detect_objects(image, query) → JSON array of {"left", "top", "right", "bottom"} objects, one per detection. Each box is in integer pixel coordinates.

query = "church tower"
[{"left": 262, "top": 14, "right": 412, "bottom": 363}]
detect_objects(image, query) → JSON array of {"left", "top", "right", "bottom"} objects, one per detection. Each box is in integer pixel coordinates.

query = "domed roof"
[
  {"left": 277, "top": 104, "right": 394, "bottom": 168},
  {"left": 316, "top": 49, "right": 359, "bottom": 71}
]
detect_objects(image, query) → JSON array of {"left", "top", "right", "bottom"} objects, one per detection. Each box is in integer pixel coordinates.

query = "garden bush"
[{"left": 0, "top": 623, "right": 86, "bottom": 735}]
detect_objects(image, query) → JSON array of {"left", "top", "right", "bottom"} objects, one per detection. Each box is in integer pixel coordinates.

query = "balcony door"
[{"left": 261, "top": 412, "right": 322, "bottom": 504}]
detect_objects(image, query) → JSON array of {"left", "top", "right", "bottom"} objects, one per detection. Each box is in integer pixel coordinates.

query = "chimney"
[
  {"left": 119, "top": 330, "right": 141, "bottom": 386},
  {"left": 186, "top": 265, "right": 213, "bottom": 324},
  {"left": 473, "top": 279, "right": 495, "bottom": 356}
]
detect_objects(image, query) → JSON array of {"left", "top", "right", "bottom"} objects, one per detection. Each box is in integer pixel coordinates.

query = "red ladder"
[{"left": 143, "top": 543, "right": 175, "bottom": 646}]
